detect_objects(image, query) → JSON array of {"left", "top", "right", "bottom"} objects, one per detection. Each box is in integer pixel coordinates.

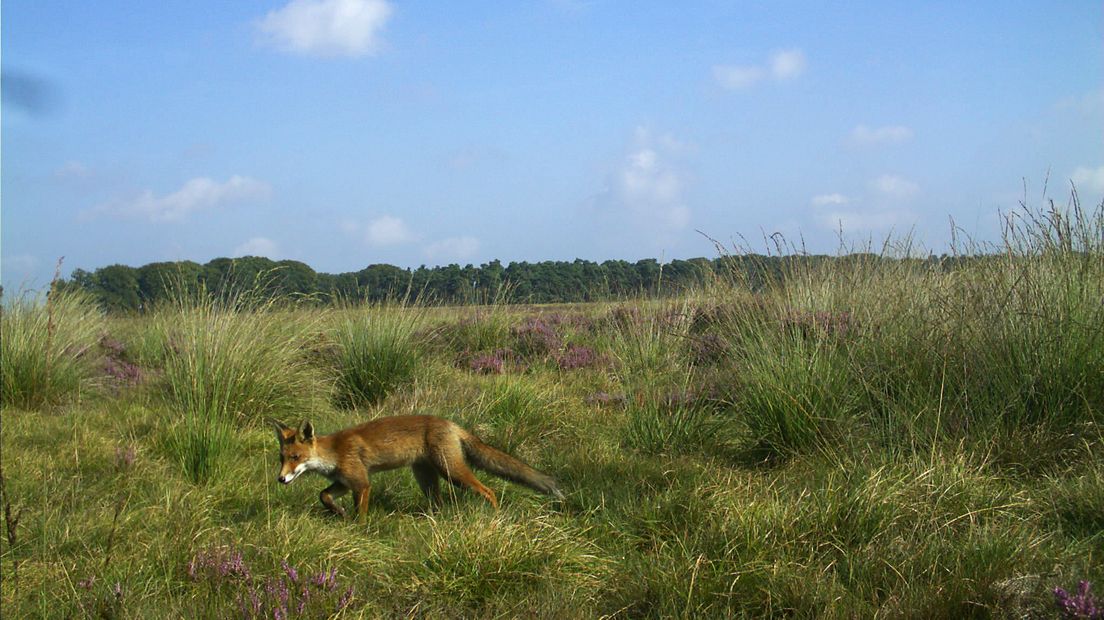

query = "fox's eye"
[{"left": 291, "top": 454, "right": 301, "bottom": 461}]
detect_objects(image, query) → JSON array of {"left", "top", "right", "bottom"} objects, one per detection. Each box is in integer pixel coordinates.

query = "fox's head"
[{"left": 269, "top": 419, "right": 319, "bottom": 485}]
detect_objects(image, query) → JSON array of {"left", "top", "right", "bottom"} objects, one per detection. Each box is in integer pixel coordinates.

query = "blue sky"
[{"left": 3, "top": 1, "right": 1102, "bottom": 290}]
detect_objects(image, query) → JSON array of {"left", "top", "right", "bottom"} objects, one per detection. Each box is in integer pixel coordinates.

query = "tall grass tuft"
[
  {"left": 732, "top": 320, "right": 862, "bottom": 459},
  {"left": 710, "top": 195, "right": 1104, "bottom": 462},
  {"left": 623, "top": 391, "right": 721, "bottom": 457},
  {"left": 152, "top": 286, "right": 321, "bottom": 483},
  {"left": 462, "top": 377, "right": 558, "bottom": 452},
  {"left": 1, "top": 290, "right": 104, "bottom": 409},
  {"left": 332, "top": 306, "right": 424, "bottom": 408},
  {"left": 415, "top": 514, "right": 609, "bottom": 616},
  {"left": 843, "top": 197, "right": 1104, "bottom": 454},
  {"left": 606, "top": 299, "right": 692, "bottom": 390}
]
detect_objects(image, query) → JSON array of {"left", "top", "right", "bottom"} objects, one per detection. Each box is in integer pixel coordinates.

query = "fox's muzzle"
[{"left": 278, "top": 463, "right": 305, "bottom": 484}]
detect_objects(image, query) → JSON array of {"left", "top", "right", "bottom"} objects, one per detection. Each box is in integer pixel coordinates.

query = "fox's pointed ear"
[
  {"left": 300, "top": 420, "right": 315, "bottom": 443},
  {"left": 268, "top": 418, "right": 295, "bottom": 443}
]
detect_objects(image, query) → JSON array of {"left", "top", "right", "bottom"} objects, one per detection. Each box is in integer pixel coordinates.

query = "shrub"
[
  {"left": 458, "top": 348, "right": 519, "bottom": 375},
  {"left": 554, "top": 344, "right": 603, "bottom": 370},
  {"left": 467, "top": 351, "right": 505, "bottom": 375},
  {"left": 510, "top": 317, "right": 562, "bottom": 359}
]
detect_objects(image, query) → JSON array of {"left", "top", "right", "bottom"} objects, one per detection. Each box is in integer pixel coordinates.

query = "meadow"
[{"left": 1, "top": 200, "right": 1102, "bottom": 618}]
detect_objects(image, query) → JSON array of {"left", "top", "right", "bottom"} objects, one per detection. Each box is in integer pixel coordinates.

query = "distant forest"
[{"left": 56, "top": 253, "right": 947, "bottom": 312}]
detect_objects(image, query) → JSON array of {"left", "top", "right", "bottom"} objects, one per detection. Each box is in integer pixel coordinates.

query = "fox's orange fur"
[{"left": 270, "top": 415, "right": 563, "bottom": 519}]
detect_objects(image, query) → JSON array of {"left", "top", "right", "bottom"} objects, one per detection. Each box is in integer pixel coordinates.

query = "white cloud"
[
  {"left": 812, "top": 178, "right": 918, "bottom": 233},
  {"left": 1070, "top": 165, "right": 1104, "bottom": 195},
  {"left": 423, "top": 236, "right": 480, "bottom": 261},
  {"left": 811, "top": 193, "right": 849, "bottom": 207},
  {"left": 714, "top": 48, "right": 805, "bottom": 90},
  {"left": 366, "top": 215, "right": 415, "bottom": 245},
  {"left": 869, "top": 174, "right": 919, "bottom": 201},
  {"left": 850, "top": 124, "right": 914, "bottom": 146},
  {"left": 233, "top": 237, "right": 279, "bottom": 258},
  {"left": 712, "top": 65, "right": 765, "bottom": 90},
  {"left": 257, "top": 0, "right": 393, "bottom": 58},
  {"left": 623, "top": 149, "right": 680, "bottom": 205},
  {"left": 769, "top": 49, "right": 806, "bottom": 80},
  {"left": 601, "top": 127, "right": 691, "bottom": 229},
  {"left": 94, "top": 175, "right": 271, "bottom": 222}
]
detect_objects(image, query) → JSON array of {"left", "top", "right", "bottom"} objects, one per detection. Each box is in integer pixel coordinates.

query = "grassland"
[{"left": 2, "top": 201, "right": 1102, "bottom": 618}]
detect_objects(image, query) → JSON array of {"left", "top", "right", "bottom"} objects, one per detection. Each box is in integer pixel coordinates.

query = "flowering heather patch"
[
  {"left": 100, "top": 335, "right": 144, "bottom": 385},
  {"left": 555, "top": 344, "right": 603, "bottom": 370},
  {"left": 457, "top": 348, "right": 518, "bottom": 374},
  {"left": 99, "top": 336, "right": 127, "bottom": 357},
  {"left": 103, "top": 357, "right": 144, "bottom": 384},
  {"left": 781, "top": 309, "right": 855, "bottom": 338},
  {"left": 1055, "top": 581, "right": 1103, "bottom": 619},
  {"left": 237, "top": 564, "right": 354, "bottom": 620},
  {"left": 511, "top": 317, "right": 562, "bottom": 358},
  {"left": 185, "top": 547, "right": 356, "bottom": 619},
  {"left": 468, "top": 351, "right": 505, "bottom": 375},
  {"left": 186, "top": 546, "right": 252, "bottom": 582}
]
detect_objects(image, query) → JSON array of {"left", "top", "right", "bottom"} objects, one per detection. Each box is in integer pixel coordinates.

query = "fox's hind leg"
[
  {"left": 430, "top": 444, "right": 498, "bottom": 509},
  {"left": 412, "top": 460, "right": 442, "bottom": 509},
  {"left": 319, "top": 481, "right": 348, "bottom": 517}
]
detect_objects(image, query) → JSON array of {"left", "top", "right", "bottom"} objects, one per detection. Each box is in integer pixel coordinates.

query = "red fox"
[{"left": 269, "top": 415, "right": 564, "bottom": 519}]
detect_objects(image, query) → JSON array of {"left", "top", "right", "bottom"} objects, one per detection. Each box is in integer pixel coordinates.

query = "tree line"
[{"left": 56, "top": 253, "right": 943, "bottom": 313}]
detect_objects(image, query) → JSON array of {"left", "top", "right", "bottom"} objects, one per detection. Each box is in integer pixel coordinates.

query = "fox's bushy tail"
[{"left": 460, "top": 433, "right": 564, "bottom": 500}]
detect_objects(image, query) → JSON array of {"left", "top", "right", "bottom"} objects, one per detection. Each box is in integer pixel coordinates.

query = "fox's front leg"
[
  {"left": 344, "top": 475, "right": 372, "bottom": 522},
  {"left": 354, "top": 482, "right": 371, "bottom": 522},
  {"left": 319, "top": 482, "right": 348, "bottom": 518}
]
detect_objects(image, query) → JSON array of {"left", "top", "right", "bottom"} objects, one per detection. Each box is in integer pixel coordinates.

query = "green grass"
[
  {"left": 331, "top": 306, "right": 425, "bottom": 409},
  {"left": 149, "top": 291, "right": 323, "bottom": 483},
  {"left": 1, "top": 199, "right": 1102, "bottom": 618},
  {"left": 0, "top": 290, "right": 105, "bottom": 409}
]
